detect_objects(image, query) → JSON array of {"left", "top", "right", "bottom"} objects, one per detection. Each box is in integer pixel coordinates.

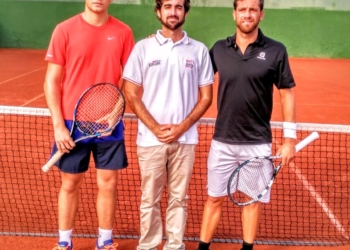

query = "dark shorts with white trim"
[{"left": 51, "top": 139, "right": 128, "bottom": 173}]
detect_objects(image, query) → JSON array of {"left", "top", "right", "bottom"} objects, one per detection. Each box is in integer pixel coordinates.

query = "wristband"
[{"left": 283, "top": 122, "right": 297, "bottom": 139}]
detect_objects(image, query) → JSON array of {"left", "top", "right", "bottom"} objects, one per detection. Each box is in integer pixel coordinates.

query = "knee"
[
  {"left": 244, "top": 202, "right": 261, "bottom": 212},
  {"left": 206, "top": 196, "right": 226, "bottom": 208},
  {"left": 168, "top": 196, "right": 188, "bottom": 209},
  {"left": 97, "top": 176, "right": 118, "bottom": 192},
  {"left": 61, "top": 177, "right": 82, "bottom": 194}
]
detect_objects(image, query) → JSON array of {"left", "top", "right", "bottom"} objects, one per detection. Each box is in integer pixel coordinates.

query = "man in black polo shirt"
[{"left": 197, "top": 0, "right": 297, "bottom": 250}]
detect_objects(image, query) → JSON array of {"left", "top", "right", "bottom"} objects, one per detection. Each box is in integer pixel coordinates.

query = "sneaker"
[
  {"left": 95, "top": 239, "right": 118, "bottom": 250},
  {"left": 52, "top": 241, "right": 73, "bottom": 250}
]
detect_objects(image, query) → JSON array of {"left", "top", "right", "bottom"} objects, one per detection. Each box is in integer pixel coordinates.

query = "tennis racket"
[
  {"left": 42, "top": 82, "right": 125, "bottom": 172},
  {"left": 227, "top": 131, "right": 319, "bottom": 206}
]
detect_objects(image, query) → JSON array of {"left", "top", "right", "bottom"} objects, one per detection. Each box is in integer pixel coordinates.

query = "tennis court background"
[
  {"left": 1, "top": 1, "right": 350, "bottom": 58},
  {"left": 1, "top": 52, "right": 350, "bottom": 250},
  {"left": 1, "top": 0, "right": 350, "bottom": 249}
]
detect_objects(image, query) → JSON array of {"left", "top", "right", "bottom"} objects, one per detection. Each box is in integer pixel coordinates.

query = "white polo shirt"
[{"left": 123, "top": 30, "right": 214, "bottom": 147}]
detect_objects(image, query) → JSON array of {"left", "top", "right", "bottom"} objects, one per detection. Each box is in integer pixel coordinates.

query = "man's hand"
[
  {"left": 54, "top": 125, "right": 75, "bottom": 153},
  {"left": 276, "top": 138, "right": 296, "bottom": 168},
  {"left": 154, "top": 124, "right": 185, "bottom": 144}
]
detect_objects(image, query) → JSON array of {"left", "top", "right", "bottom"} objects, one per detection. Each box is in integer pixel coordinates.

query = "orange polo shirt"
[{"left": 45, "top": 14, "right": 134, "bottom": 120}]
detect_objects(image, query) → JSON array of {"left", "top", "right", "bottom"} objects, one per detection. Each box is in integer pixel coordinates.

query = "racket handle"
[
  {"left": 41, "top": 150, "right": 64, "bottom": 172},
  {"left": 295, "top": 131, "right": 319, "bottom": 153}
]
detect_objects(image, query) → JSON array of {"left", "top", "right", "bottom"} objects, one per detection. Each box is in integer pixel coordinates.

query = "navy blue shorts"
[{"left": 51, "top": 140, "right": 128, "bottom": 173}]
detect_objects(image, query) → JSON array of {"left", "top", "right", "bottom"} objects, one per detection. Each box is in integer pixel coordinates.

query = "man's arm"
[
  {"left": 123, "top": 79, "right": 213, "bottom": 144},
  {"left": 157, "top": 84, "right": 213, "bottom": 144},
  {"left": 278, "top": 87, "right": 296, "bottom": 167},
  {"left": 122, "top": 79, "right": 169, "bottom": 139},
  {"left": 44, "top": 62, "right": 74, "bottom": 153}
]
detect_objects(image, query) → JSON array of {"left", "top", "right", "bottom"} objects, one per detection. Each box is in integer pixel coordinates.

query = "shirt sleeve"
[
  {"left": 121, "top": 28, "right": 135, "bottom": 68},
  {"left": 209, "top": 45, "right": 218, "bottom": 74},
  {"left": 122, "top": 42, "right": 143, "bottom": 86},
  {"left": 199, "top": 47, "right": 214, "bottom": 86},
  {"left": 274, "top": 46, "right": 296, "bottom": 89},
  {"left": 45, "top": 25, "right": 66, "bottom": 66}
]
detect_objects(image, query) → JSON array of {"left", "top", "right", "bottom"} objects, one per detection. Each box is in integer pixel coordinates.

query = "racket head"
[
  {"left": 74, "top": 83, "right": 125, "bottom": 136},
  {"left": 227, "top": 156, "right": 277, "bottom": 206}
]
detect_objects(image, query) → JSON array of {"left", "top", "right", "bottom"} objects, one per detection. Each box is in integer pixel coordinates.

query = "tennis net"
[{"left": 0, "top": 105, "right": 349, "bottom": 246}]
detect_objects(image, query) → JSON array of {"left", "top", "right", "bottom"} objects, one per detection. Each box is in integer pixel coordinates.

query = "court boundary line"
[
  {"left": 20, "top": 93, "right": 45, "bottom": 107},
  {"left": 273, "top": 136, "right": 349, "bottom": 240},
  {"left": 290, "top": 163, "right": 349, "bottom": 240},
  {"left": 0, "top": 232, "right": 346, "bottom": 246},
  {"left": 0, "top": 67, "right": 46, "bottom": 86}
]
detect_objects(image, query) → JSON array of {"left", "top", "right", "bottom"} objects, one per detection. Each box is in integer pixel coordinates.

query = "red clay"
[
  {"left": 0, "top": 49, "right": 349, "bottom": 249},
  {"left": 1, "top": 236, "right": 350, "bottom": 250},
  {"left": 1, "top": 49, "right": 350, "bottom": 125}
]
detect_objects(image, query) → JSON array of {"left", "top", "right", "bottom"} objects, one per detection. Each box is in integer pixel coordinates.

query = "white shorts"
[{"left": 207, "top": 139, "right": 272, "bottom": 203}]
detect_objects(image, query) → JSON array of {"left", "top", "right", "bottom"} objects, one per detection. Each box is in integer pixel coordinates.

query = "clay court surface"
[
  {"left": 0, "top": 49, "right": 350, "bottom": 249},
  {"left": 1, "top": 49, "right": 350, "bottom": 124}
]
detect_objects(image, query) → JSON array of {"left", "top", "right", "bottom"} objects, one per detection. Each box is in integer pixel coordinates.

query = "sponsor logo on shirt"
[
  {"left": 149, "top": 60, "right": 161, "bottom": 67},
  {"left": 185, "top": 59, "right": 195, "bottom": 69},
  {"left": 108, "top": 37, "right": 116, "bottom": 40},
  {"left": 257, "top": 52, "right": 266, "bottom": 60},
  {"left": 46, "top": 53, "right": 53, "bottom": 58}
]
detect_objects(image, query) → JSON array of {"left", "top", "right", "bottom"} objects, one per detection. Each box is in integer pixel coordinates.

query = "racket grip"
[
  {"left": 41, "top": 150, "right": 64, "bottom": 172},
  {"left": 295, "top": 131, "right": 319, "bottom": 153}
]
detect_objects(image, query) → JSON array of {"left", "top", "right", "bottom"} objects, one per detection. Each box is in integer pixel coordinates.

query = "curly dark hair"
[
  {"left": 154, "top": 0, "right": 191, "bottom": 13},
  {"left": 233, "top": 0, "right": 264, "bottom": 10}
]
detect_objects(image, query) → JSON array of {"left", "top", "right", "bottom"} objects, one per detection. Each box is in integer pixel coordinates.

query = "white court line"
[
  {"left": 289, "top": 163, "right": 349, "bottom": 240},
  {"left": 273, "top": 138, "right": 349, "bottom": 240},
  {"left": 20, "top": 93, "right": 45, "bottom": 107},
  {"left": 0, "top": 67, "right": 46, "bottom": 86}
]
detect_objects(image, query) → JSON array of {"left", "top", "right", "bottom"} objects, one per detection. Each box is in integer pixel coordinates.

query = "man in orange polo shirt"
[{"left": 44, "top": 0, "right": 134, "bottom": 249}]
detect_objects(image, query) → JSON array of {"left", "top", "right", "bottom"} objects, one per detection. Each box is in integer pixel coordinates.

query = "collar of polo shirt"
[{"left": 155, "top": 30, "right": 191, "bottom": 45}]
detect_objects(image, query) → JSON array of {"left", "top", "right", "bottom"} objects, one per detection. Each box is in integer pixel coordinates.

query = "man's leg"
[
  {"left": 58, "top": 172, "right": 84, "bottom": 246},
  {"left": 197, "top": 196, "right": 226, "bottom": 250},
  {"left": 96, "top": 170, "right": 118, "bottom": 228},
  {"left": 137, "top": 145, "right": 168, "bottom": 250},
  {"left": 94, "top": 140, "right": 127, "bottom": 249},
  {"left": 241, "top": 202, "right": 262, "bottom": 250},
  {"left": 197, "top": 140, "right": 240, "bottom": 250},
  {"left": 238, "top": 144, "right": 271, "bottom": 250},
  {"left": 95, "top": 169, "right": 120, "bottom": 249},
  {"left": 164, "top": 144, "right": 195, "bottom": 250},
  {"left": 53, "top": 141, "right": 91, "bottom": 249}
]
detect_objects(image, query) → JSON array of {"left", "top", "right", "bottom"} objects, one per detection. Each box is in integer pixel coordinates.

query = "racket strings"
[
  {"left": 230, "top": 158, "right": 274, "bottom": 204},
  {"left": 75, "top": 84, "right": 124, "bottom": 135}
]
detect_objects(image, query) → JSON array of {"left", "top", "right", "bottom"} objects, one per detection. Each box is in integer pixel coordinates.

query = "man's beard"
[
  {"left": 236, "top": 19, "right": 259, "bottom": 34},
  {"left": 159, "top": 15, "right": 186, "bottom": 30}
]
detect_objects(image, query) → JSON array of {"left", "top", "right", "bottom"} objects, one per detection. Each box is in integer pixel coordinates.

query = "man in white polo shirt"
[{"left": 122, "top": 1, "right": 213, "bottom": 249}]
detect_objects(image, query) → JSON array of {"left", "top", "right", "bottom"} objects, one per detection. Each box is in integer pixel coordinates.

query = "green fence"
[{"left": 1, "top": 1, "right": 350, "bottom": 58}]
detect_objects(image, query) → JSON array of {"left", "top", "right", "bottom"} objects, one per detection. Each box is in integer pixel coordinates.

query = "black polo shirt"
[{"left": 210, "top": 29, "right": 295, "bottom": 145}]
